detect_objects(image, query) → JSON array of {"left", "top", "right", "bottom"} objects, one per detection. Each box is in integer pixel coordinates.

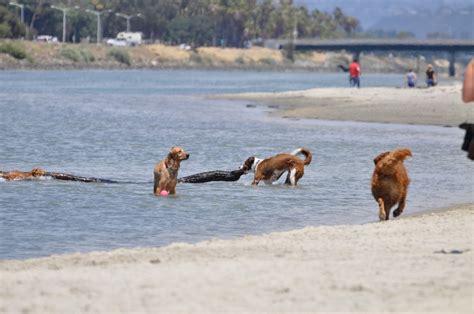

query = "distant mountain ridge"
[{"left": 302, "top": 0, "right": 474, "bottom": 39}]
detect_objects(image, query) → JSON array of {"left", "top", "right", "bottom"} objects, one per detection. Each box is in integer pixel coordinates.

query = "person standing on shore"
[
  {"left": 349, "top": 58, "right": 361, "bottom": 88},
  {"left": 426, "top": 64, "right": 437, "bottom": 87},
  {"left": 462, "top": 59, "right": 474, "bottom": 103},
  {"left": 406, "top": 68, "right": 417, "bottom": 88},
  {"left": 460, "top": 59, "right": 474, "bottom": 160}
]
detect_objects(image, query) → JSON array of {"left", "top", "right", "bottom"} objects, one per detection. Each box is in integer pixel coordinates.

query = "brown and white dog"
[
  {"left": 154, "top": 146, "right": 190, "bottom": 195},
  {"left": 371, "top": 148, "right": 412, "bottom": 221},
  {"left": 0, "top": 168, "right": 46, "bottom": 181},
  {"left": 240, "top": 148, "right": 312, "bottom": 185}
]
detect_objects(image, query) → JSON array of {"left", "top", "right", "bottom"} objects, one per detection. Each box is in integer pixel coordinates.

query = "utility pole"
[
  {"left": 51, "top": 5, "right": 78, "bottom": 43},
  {"left": 9, "top": 2, "right": 27, "bottom": 39},
  {"left": 86, "top": 9, "right": 111, "bottom": 44},
  {"left": 115, "top": 13, "right": 142, "bottom": 32}
]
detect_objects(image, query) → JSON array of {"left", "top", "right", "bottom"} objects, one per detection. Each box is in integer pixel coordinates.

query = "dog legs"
[
  {"left": 153, "top": 172, "right": 161, "bottom": 194},
  {"left": 288, "top": 168, "right": 296, "bottom": 185},
  {"left": 377, "top": 198, "right": 387, "bottom": 221},
  {"left": 393, "top": 195, "right": 406, "bottom": 218},
  {"left": 284, "top": 167, "right": 301, "bottom": 185}
]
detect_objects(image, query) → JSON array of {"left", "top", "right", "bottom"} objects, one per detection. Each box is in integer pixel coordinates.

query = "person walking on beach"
[
  {"left": 349, "top": 58, "right": 361, "bottom": 88},
  {"left": 426, "top": 64, "right": 437, "bottom": 87},
  {"left": 406, "top": 68, "right": 417, "bottom": 88}
]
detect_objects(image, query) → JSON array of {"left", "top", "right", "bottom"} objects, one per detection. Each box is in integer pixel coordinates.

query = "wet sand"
[
  {"left": 220, "top": 83, "right": 473, "bottom": 126},
  {"left": 1, "top": 204, "right": 472, "bottom": 313}
]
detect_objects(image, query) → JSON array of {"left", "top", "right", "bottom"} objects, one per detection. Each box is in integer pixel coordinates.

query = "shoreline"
[
  {"left": 1, "top": 203, "right": 472, "bottom": 312},
  {"left": 219, "top": 82, "right": 473, "bottom": 126},
  {"left": 1, "top": 41, "right": 470, "bottom": 75}
]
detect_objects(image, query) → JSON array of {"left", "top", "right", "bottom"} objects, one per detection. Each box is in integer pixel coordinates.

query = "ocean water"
[{"left": 0, "top": 70, "right": 472, "bottom": 260}]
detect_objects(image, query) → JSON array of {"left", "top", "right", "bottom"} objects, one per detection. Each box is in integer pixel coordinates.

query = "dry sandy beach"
[
  {"left": 0, "top": 204, "right": 472, "bottom": 313},
  {"left": 220, "top": 82, "right": 473, "bottom": 126}
]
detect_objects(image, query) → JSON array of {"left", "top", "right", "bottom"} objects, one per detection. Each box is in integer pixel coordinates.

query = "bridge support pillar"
[
  {"left": 352, "top": 51, "right": 360, "bottom": 61},
  {"left": 449, "top": 51, "right": 456, "bottom": 77}
]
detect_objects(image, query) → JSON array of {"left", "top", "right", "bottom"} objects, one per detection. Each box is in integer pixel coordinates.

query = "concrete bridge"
[{"left": 264, "top": 38, "right": 474, "bottom": 76}]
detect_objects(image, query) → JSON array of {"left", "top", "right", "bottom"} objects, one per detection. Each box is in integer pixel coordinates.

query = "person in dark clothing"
[{"left": 426, "top": 64, "right": 437, "bottom": 87}]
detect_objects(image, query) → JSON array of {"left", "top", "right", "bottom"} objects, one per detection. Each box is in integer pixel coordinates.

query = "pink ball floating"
[{"left": 159, "top": 190, "right": 169, "bottom": 196}]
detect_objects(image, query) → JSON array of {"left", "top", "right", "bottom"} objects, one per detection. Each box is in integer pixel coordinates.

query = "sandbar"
[{"left": 220, "top": 83, "right": 473, "bottom": 126}]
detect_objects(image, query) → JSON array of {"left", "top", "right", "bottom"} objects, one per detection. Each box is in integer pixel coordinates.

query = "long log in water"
[
  {"left": 178, "top": 169, "right": 245, "bottom": 183},
  {"left": 45, "top": 172, "right": 118, "bottom": 184}
]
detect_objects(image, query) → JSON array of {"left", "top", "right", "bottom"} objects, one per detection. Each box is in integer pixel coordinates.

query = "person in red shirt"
[{"left": 349, "top": 58, "right": 361, "bottom": 88}]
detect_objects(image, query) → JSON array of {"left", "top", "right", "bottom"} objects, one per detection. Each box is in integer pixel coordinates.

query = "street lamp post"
[
  {"left": 86, "top": 9, "right": 111, "bottom": 44},
  {"left": 115, "top": 13, "right": 142, "bottom": 32},
  {"left": 9, "top": 1, "right": 27, "bottom": 39},
  {"left": 51, "top": 5, "right": 78, "bottom": 43}
]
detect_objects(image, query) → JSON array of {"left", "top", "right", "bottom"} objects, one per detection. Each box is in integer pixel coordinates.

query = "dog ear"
[
  {"left": 246, "top": 157, "right": 255, "bottom": 168},
  {"left": 168, "top": 147, "right": 179, "bottom": 160},
  {"left": 373, "top": 152, "right": 390, "bottom": 165}
]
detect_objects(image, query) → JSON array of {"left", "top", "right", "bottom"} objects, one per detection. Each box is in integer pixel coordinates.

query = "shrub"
[
  {"left": 79, "top": 49, "right": 94, "bottom": 63},
  {"left": 108, "top": 48, "right": 131, "bottom": 66},
  {"left": 61, "top": 47, "right": 81, "bottom": 62},
  {"left": 234, "top": 56, "right": 245, "bottom": 64},
  {"left": 61, "top": 47, "right": 95, "bottom": 63},
  {"left": 190, "top": 52, "right": 211, "bottom": 65},
  {"left": 259, "top": 57, "right": 277, "bottom": 65},
  {"left": 0, "top": 23, "right": 12, "bottom": 38},
  {"left": 0, "top": 42, "right": 28, "bottom": 60}
]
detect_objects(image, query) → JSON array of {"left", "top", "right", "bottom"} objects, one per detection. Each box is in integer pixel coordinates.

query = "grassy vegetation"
[
  {"left": 189, "top": 52, "right": 212, "bottom": 65},
  {"left": 258, "top": 58, "right": 277, "bottom": 66},
  {"left": 60, "top": 47, "right": 81, "bottom": 62},
  {"left": 80, "top": 50, "right": 95, "bottom": 63},
  {"left": 108, "top": 48, "right": 131, "bottom": 66},
  {"left": 61, "top": 47, "right": 95, "bottom": 63},
  {"left": 0, "top": 42, "right": 30, "bottom": 60}
]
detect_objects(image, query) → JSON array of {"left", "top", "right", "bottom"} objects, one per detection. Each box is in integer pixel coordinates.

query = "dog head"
[
  {"left": 373, "top": 151, "right": 390, "bottom": 165},
  {"left": 240, "top": 156, "right": 264, "bottom": 174},
  {"left": 31, "top": 168, "right": 46, "bottom": 177},
  {"left": 240, "top": 157, "right": 255, "bottom": 174},
  {"left": 169, "top": 146, "right": 190, "bottom": 161}
]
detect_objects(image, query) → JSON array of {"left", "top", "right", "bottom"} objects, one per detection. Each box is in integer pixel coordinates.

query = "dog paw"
[{"left": 393, "top": 210, "right": 402, "bottom": 217}]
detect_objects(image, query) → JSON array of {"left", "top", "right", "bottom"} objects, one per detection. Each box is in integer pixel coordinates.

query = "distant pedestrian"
[
  {"left": 406, "top": 69, "right": 417, "bottom": 88},
  {"left": 349, "top": 58, "right": 361, "bottom": 88},
  {"left": 426, "top": 64, "right": 437, "bottom": 87}
]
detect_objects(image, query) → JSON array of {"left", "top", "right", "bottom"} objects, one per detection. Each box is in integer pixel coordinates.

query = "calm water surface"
[{"left": 1, "top": 70, "right": 472, "bottom": 259}]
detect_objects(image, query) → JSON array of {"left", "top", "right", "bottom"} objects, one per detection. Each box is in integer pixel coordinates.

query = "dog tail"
[
  {"left": 376, "top": 148, "right": 412, "bottom": 175},
  {"left": 291, "top": 148, "right": 312, "bottom": 165},
  {"left": 392, "top": 148, "right": 412, "bottom": 161}
]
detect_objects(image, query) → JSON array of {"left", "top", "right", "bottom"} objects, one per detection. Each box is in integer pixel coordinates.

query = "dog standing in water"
[
  {"left": 371, "top": 148, "right": 412, "bottom": 221},
  {"left": 154, "top": 146, "right": 190, "bottom": 195},
  {"left": 240, "top": 148, "right": 312, "bottom": 186}
]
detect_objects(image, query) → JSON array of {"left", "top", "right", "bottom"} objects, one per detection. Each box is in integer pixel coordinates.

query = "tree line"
[{"left": 0, "top": 0, "right": 360, "bottom": 47}]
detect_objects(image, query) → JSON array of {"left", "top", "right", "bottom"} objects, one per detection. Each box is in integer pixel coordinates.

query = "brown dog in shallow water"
[
  {"left": 240, "top": 148, "right": 312, "bottom": 186},
  {"left": 371, "top": 148, "right": 412, "bottom": 221},
  {"left": 154, "top": 146, "right": 190, "bottom": 195},
  {"left": 0, "top": 168, "right": 46, "bottom": 181}
]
